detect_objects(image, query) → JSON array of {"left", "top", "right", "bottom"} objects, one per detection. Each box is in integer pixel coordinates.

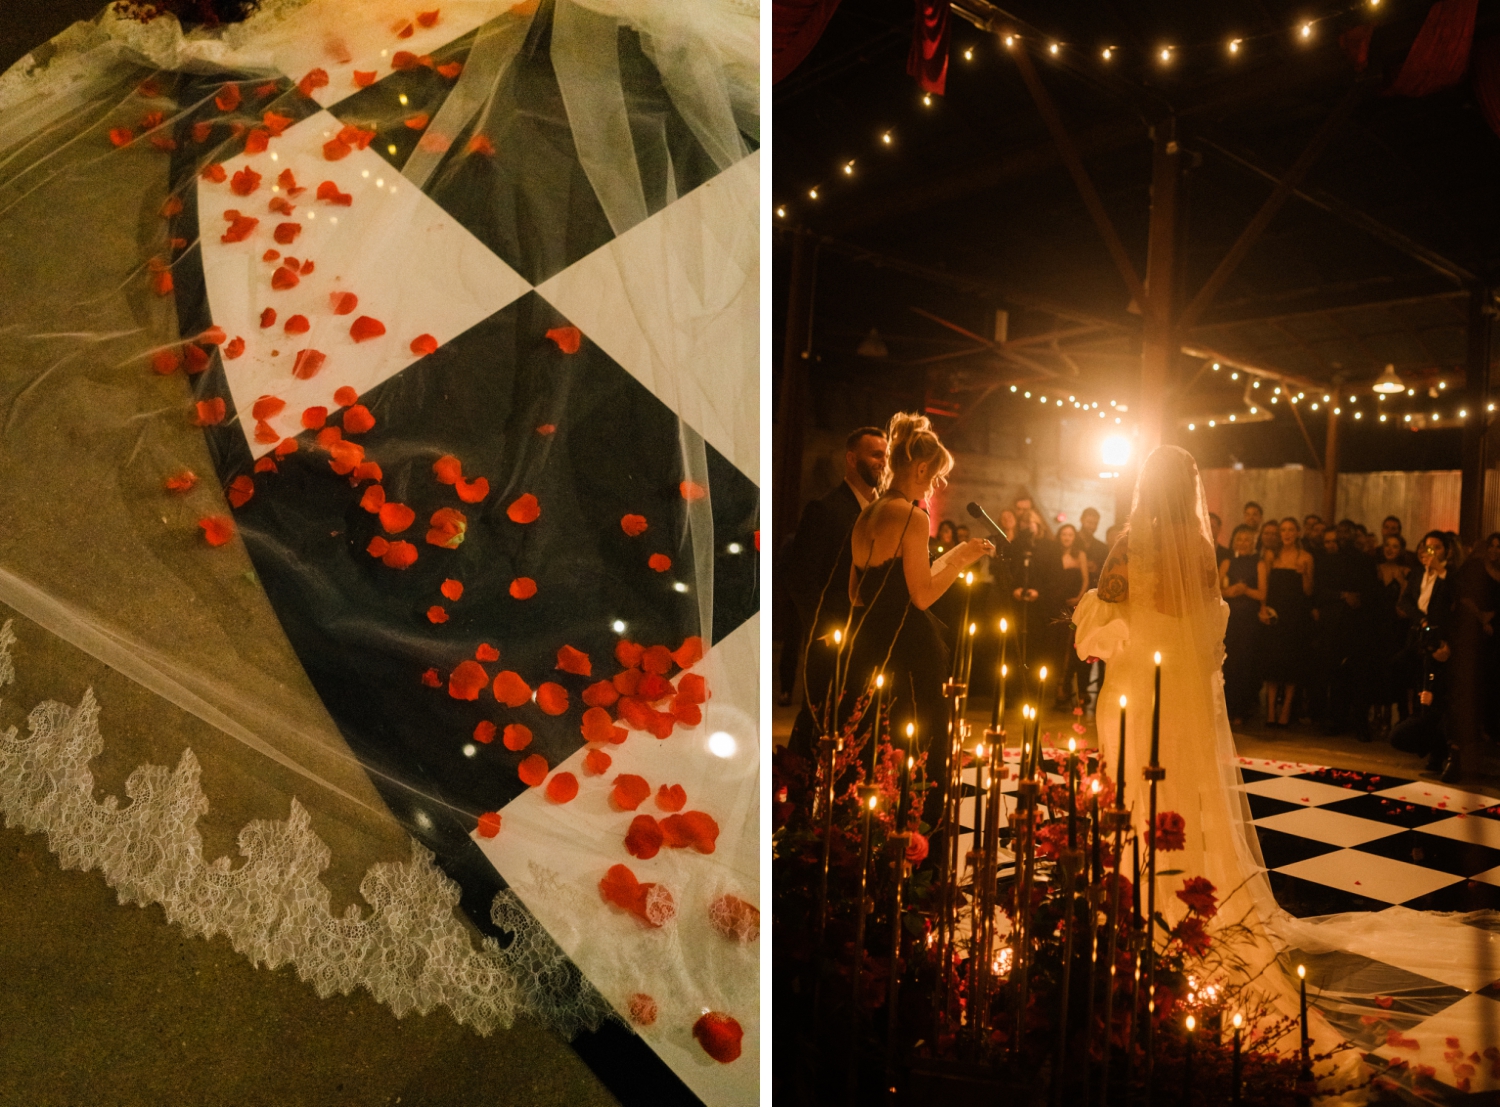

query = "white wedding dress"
[{"left": 1072, "top": 447, "right": 1494, "bottom": 1092}]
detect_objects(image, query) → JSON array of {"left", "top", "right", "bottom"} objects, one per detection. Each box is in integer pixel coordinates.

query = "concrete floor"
[{"left": 0, "top": 9, "right": 619, "bottom": 1107}]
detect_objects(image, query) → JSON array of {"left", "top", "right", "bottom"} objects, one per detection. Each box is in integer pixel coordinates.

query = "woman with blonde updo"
[{"left": 845, "top": 413, "right": 994, "bottom": 826}]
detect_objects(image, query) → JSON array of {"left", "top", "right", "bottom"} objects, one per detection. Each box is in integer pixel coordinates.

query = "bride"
[{"left": 1071, "top": 446, "right": 1483, "bottom": 1090}]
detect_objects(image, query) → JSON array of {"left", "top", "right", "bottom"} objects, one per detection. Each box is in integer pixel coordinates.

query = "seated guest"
[
  {"left": 786, "top": 425, "right": 888, "bottom": 754},
  {"left": 1221, "top": 524, "right": 1264, "bottom": 725}
]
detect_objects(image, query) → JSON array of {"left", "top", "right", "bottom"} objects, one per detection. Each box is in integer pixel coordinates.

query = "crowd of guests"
[
  {"left": 1216, "top": 501, "right": 1500, "bottom": 779},
  {"left": 776, "top": 424, "right": 1500, "bottom": 783}
]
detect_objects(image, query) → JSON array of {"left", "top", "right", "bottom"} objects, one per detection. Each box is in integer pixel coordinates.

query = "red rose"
[
  {"left": 1152, "top": 810, "right": 1186, "bottom": 852},
  {"left": 1174, "top": 915, "right": 1211, "bottom": 956},
  {"left": 906, "top": 832, "right": 929, "bottom": 865},
  {"left": 1176, "top": 876, "right": 1218, "bottom": 918}
]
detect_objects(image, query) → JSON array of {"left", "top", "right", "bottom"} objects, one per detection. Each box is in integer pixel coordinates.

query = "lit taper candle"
[{"left": 1149, "top": 651, "right": 1162, "bottom": 765}]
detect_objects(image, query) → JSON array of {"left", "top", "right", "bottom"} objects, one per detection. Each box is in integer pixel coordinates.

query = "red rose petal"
[
  {"left": 440, "top": 579, "right": 464, "bottom": 601},
  {"left": 350, "top": 315, "right": 386, "bottom": 342},
  {"left": 476, "top": 811, "right": 500, "bottom": 838},
  {"left": 152, "top": 269, "right": 174, "bottom": 295},
  {"left": 672, "top": 700, "right": 702, "bottom": 726},
  {"left": 557, "top": 645, "right": 591, "bottom": 677},
  {"left": 584, "top": 748, "right": 612, "bottom": 775},
  {"left": 518, "top": 753, "right": 548, "bottom": 787},
  {"left": 507, "top": 493, "right": 540, "bottom": 524},
  {"left": 198, "top": 516, "right": 234, "bottom": 547},
  {"left": 334, "top": 386, "right": 359, "bottom": 406},
  {"left": 693, "top": 1013, "right": 743, "bottom": 1063},
  {"left": 405, "top": 113, "right": 430, "bottom": 130},
  {"left": 329, "top": 292, "right": 358, "bottom": 316},
  {"left": 274, "top": 221, "right": 301, "bottom": 245},
  {"left": 359, "top": 485, "right": 385, "bottom": 513},
  {"left": 109, "top": 128, "right": 134, "bottom": 148},
  {"left": 417, "top": 9, "right": 441, "bottom": 27},
  {"left": 224, "top": 337, "right": 245, "bottom": 359},
  {"left": 628, "top": 994, "right": 656, "bottom": 1026},
  {"left": 648, "top": 553, "right": 672, "bottom": 572},
  {"left": 215, "top": 84, "right": 241, "bottom": 112},
  {"left": 277, "top": 168, "right": 303, "bottom": 195},
  {"left": 353, "top": 463, "right": 382, "bottom": 486},
  {"left": 419, "top": 666, "right": 440, "bottom": 686},
  {"left": 230, "top": 166, "right": 262, "bottom": 196},
  {"left": 272, "top": 266, "right": 300, "bottom": 290},
  {"left": 397, "top": 22, "right": 415, "bottom": 38},
  {"left": 641, "top": 646, "right": 673, "bottom": 675},
  {"left": 328, "top": 440, "right": 365, "bottom": 476},
  {"left": 221, "top": 212, "right": 259, "bottom": 243},
  {"left": 671, "top": 636, "right": 705, "bottom": 670},
  {"left": 680, "top": 480, "right": 708, "bottom": 502},
  {"left": 476, "top": 643, "right": 499, "bottom": 662},
  {"left": 300, "top": 259, "right": 314, "bottom": 275},
  {"left": 392, "top": 50, "right": 419, "bottom": 70},
  {"left": 676, "top": 675, "right": 708, "bottom": 706},
  {"left": 448, "top": 660, "right": 488, "bottom": 701},
  {"left": 275, "top": 437, "right": 299, "bottom": 457},
  {"left": 244, "top": 128, "right": 270, "bottom": 154},
  {"left": 151, "top": 349, "right": 181, "bottom": 375},
  {"left": 536, "top": 423, "right": 556, "bottom": 435},
  {"left": 620, "top": 514, "right": 647, "bottom": 536},
  {"left": 381, "top": 540, "right": 418, "bottom": 569},
  {"left": 193, "top": 398, "right": 227, "bottom": 426},
  {"left": 615, "top": 640, "right": 644, "bottom": 668},
  {"left": 611, "top": 774, "right": 651, "bottom": 811},
  {"left": 198, "top": 325, "right": 226, "bottom": 346},
  {"left": 343, "top": 405, "right": 375, "bottom": 434},
  {"left": 262, "top": 111, "right": 293, "bottom": 136},
  {"left": 379, "top": 502, "right": 416, "bottom": 534},
  {"left": 614, "top": 670, "right": 643, "bottom": 698},
  {"left": 297, "top": 68, "right": 330, "bottom": 98},
  {"left": 545, "top": 326, "right": 581, "bottom": 353},
  {"left": 545, "top": 772, "right": 578, "bottom": 804},
  {"left": 656, "top": 784, "right": 686, "bottom": 812},
  {"left": 455, "top": 476, "right": 488, "bottom": 503},
  {"left": 473, "top": 720, "right": 496, "bottom": 744},
  {"left": 438, "top": 61, "right": 464, "bottom": 79},
  {"left": 680, "top": 811, "right": 720, "bottom": 854},
  {"left": 509, "top": 577, "right": 537, "bottom": 599},
  {"left": 161, "top": 195, "right": 184, "bottom": 218},
  {"left": 493, "top": 671, "right": 531, "bottom": 708},
  {"left": 260, "top": 308, "right": 277, "bottom": 328},
  {"left": 253, "top": 457, "right": 277, "bottom": 474},
  {"left": 411, "top": 333, "right": 439, "bottom": 356},
  {"left": 191, "top": 121, "right": 213, "bottom": 144},
  {"left": 426, "top": 605, "right": 448, "bottom": 624},
  {"left": 316, "top": 180, "right": 352, "bottom": 205},
  {"left": 301, "top": 406, "right": 327, "bottom": 430},
  {"left": 366, "top": 534, "right": 391, "bottom": 558},
  {"left": 417, "top": 132, "right": 451, "bottom": 153},
  {"left": 582, "top": 681, "right": 619, "bottom": 708},
  {"left": 165, "top": 470, "right": 198, "bottom": 493},
  {"left": 292, "top": 349, "right": 327, "bottom": 379},
  {"left": 254, "top": 420, "right": 279, "bottom": 443},
  {"left": 638, "top": 673, "right": 674, "bottom": 702},
  {"left": 148, "top": 135, "right": 177, "bottom": 152},
  {"left": 316, "top": 426, "right": 343, "bottom": 448},
  {"left": 536, "top": 682, "right": 568, "bottom": 716},
  {"left": 581, "top": 707, "right": 617, "bottom": 744},
  {"left": 625, "top": 814, "right": 663, "bottom": 859},
  {"left": 202, "top": 163, "right": 227, "bottom": 183},
  {"left": 502, "top": 723, "right": 532, "bottom": 751},
  {"left": 226, "top": 475, "right": 255, "bottom": 508},
  {"left": 426, "top": 506, "right": 468, "bottom": 548},
  {"left": 432, "top": 455, "right": 462, "bottom": 484},
  {"left": 353, "top": 70, "right": 377, "bottom": 87},
  {"left": 284, "top": 314, "right": 310, "bottom": 335}
]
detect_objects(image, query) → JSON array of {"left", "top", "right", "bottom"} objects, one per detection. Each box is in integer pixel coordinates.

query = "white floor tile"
[
  {"left": 1236, "top": 756, "right": 1327, "bottom": 776},
  {"left": 1276, "top": 849, "right": 1460, "bottom": 904},
  {"left": 1372, "top": 783, "right": 1500, "bottom": 814},
  {"left": 1242, "top": 776, "right": 1361, "bottom": 807},
  {"left": 1255, "top": 806, "right": 1403, "bottom": 848},
  {"left": 1417, "top": 816, "right": 1500, "bottom": 851},
  {"left": 1372, "top": 993, "right": 1500, "bottom": 1092}
]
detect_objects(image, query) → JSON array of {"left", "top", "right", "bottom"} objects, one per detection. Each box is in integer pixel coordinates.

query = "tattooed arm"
[{"left": 1096, "top": 535, "right": 1129, "bottom": 604}]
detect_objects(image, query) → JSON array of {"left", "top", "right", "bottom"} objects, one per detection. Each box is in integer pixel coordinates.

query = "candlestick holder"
[
  {"left": 1096, "top": 811, "right": 1130, "bottom": 1107},
  {"left": 884, "top": 830, "right": 911, "bottom": 1099},
  {"left": 1011, "top": 774, "right": 1041, "bottom": 1058},
  {"left": 1051, "top": 847, "right": 1085, "bottom": 1107},
  {"left": 848, "top": 783, "right": 880, "bottom": 1103}
]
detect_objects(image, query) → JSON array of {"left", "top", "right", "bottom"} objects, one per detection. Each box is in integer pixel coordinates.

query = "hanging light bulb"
[
  {"left": 1299, "top": 21, "right": 1313, "bottom": 39},
  {"left": 881, "top": 131, "right": 893, "bottom": 145},
  {"left": 964, "top": 47, "right": 974, "bottom": 61},
  {"left": 922, "top": 93, "right": 933, "bottom": 106},
  {"left": 1159, "top": 45, "right": 1173, "bottom": 63},
  {"left": 843, "top": 161, "right": 854, "bottom": 175},
  {"left": 1229, "top": 38, "right": 1241, "bottom": 54},
  {"left": 1004, "top": 34, "right": 1016, "bottom": 48},
  {"left": 808, "top": 187, "right": 818, "bottom": 199},
  {"left": 1102, "top": 46, "right": 1114, "bottom": 61},
  {"left": 776, "top": 206, "right": 786, "bottom": 218},
  {"left": 1372, "top": 363, "right": 1404, "bottom": 393}
]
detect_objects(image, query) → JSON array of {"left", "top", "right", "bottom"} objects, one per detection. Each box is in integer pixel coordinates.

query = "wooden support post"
[
  {"left": 1323, "top": 408, "right": 1340, "bottom": 526},
  {"left": 1139, "top": 119, "right": 1181, "bottom": 454},
  {"left": 1460, "top": 286, "right": 1493, "bottom": 544},
  {"left": 775, "top": 230, "right": 818, "bottom": 540}
]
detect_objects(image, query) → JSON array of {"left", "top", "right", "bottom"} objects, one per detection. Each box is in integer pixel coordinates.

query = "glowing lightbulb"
[
  {"left": 1001, "top": 664, "right": 1008, "bottom": 677},
  {"left": 776, "top": 206, "right": 786, "bottom": 218},
  {"left": 1049, "top": 42, "right": 1059, "bottom": 55},
  {"left": 1300, "top": 21, "right": 1313, "bottom": 38},
  {"left": 1004, "top": 34, "right": 1015, "bottom": 48},
  {"left": 1039, "top": 666, "right": 1048, "bottom": 682},
  {"left": 964, "top": 47, "right": 974, "bottom": 61},
  {"left": 1229, "top": 38, "right": 1241, "bottom": 54},
  {"left": 843, "top": 161, "right": 854, "bottom": 175},
  {"left": 968, "top": 623, "right": 976, "bottom": 637},
  {"left": 809, "top": 188, "right": 819, "bottom": 199},
  {"left": 1159, "top": 46, "right": 1172, "bottom": 63},
  {"left": 1102, "top": 46, "right": 1113, "bottom": 61},
  {"left": 922, "top": 93, "right": 932, "bottom": 106},
  {"left": 881, "top": 131, "right": 892, "bottom": 144}
]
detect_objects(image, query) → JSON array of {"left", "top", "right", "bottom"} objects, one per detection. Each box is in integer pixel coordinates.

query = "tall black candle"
[
  {"left": 1149, "top": 651, "right": 1162, "bottom": 766},
  {"left": 1066, "top": 739, "right": 1078, "bottom": 850},
  {"left": 1131, "top": 833, "right": 1141, "bottom": 924},
  {"left": 1116, "top": 695, "right": 1127, "bottom": 809},
  {"left": 897, "top": 722, "right": 914, "bottom": 831}
]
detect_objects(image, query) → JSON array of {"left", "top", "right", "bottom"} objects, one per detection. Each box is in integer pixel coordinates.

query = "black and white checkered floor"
[{"left": 956, "top": 750, "right": 1500, "bottom": 1098}]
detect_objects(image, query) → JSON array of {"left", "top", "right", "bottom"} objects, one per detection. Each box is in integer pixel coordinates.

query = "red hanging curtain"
[
  {"left": 773, "top": 0, "right": 844, "bottom": 85},
  {"left": 906, "top": 0, "right": 951, "bottom": 96},
  {"left": 1388, "top": 0, "right": 1479, "bottom": 97}
]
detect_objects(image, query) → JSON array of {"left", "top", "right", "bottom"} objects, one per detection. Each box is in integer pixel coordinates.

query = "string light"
[
  {"left": 1049, "top": 42, "right": 1060, "bottom": 56},
  {"left": 808, "top": 187, "right": 818, "bottom": 199},
  {"left": 776, "top": 206, "right": 786, "bottom": 218},
  {"left": 881, "top": 131, "right": 893, "bottom": 145},
  {"left": 1102, "top": 46, "right": 1114, "bottom": 61},
  {"left": 1228, "top": 38, "right": 1241, "bottom": 55},
  {"left": 1159, "top": 46, "right": 1173, "bottom": 63},
  {"left": 964, "top": 47, "right": 974, "bottom": 61},
  {"left": 1300, "top": 21, "right": 1314, "bottom": 39},
  {"left": 1004, "top": 34, "right": 1016, "bottom": 48},
  {"left": 922, "top": 93, "right": 933, "bottom": 107},
  {"left": 843, "top": 161, "right": 855, "bottom": 175}
]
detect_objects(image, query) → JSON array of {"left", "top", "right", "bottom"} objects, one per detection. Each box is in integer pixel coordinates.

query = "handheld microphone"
[{"left": 966, "top": 501, "right": 1012, "bottom": 545}]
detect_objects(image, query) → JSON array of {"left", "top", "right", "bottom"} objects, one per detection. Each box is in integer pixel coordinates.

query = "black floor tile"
[
  {"left": 1400, "top": 879, "right": 1500, "bottom": 913},
  {"left": 1254, "top": 825, "right": 1343, "bottom": 868},
  {"left": 1247, "top": 792, "right": 1303, "bottom": 820},
  {"left": 1320, "top": 791, "right": 1455, "bottom": 829},
  {"left": 1358, "top": 830, "right": 1500, "bottom": 878},
  {"left": 1268, "top": 870, "right": 1390, "bottom": 917}
]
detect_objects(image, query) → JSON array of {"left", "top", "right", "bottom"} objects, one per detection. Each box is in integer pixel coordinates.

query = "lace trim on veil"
[{"left": 0, "top": 620, "right": 615, "bottom": 1039}]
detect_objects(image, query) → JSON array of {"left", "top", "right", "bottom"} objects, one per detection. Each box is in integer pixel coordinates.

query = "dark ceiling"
[{"left": 773, "top": 0, "right": 1500, "bottom": 471}]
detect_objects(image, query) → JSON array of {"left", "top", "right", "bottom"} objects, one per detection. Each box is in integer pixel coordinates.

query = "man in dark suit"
[{"left": 785, "top": 426, "right": 887, "bottom": 755}]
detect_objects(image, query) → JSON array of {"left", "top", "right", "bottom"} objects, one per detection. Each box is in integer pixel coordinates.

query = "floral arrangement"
[{"left": 772, "top": 711, "right": 1362, "bottom": 1104}]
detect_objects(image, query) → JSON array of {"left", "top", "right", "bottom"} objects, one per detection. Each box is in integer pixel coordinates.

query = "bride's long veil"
[{"left": 1115, "top": 446, "right": 1500, "bottom": 1073}]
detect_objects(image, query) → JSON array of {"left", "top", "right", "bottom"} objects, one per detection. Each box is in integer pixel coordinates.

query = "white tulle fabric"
[{"left": 1076, "top": 447, "right": 1494, "bottom": 1083}]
